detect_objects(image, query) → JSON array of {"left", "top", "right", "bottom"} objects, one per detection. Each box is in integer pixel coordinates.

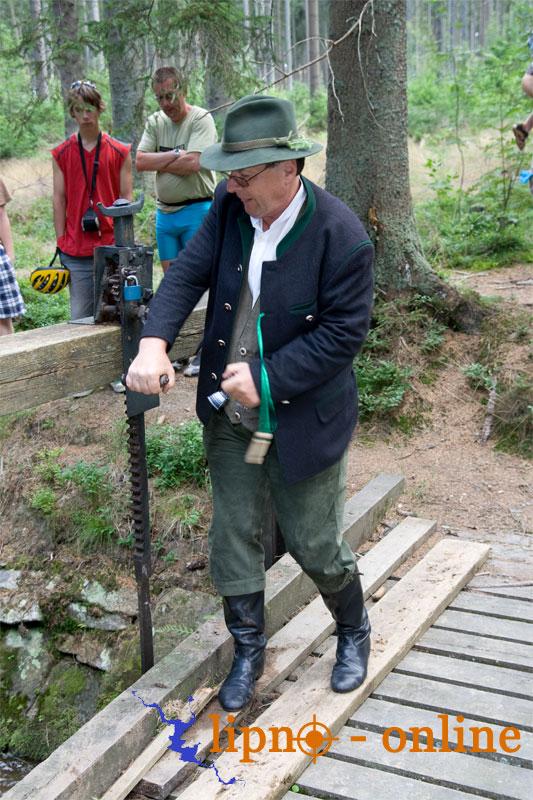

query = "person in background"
[
  {"left": 52, "top": 80, "right": 132, "bottom": 391},
  {"left": 136, "top": 66, "right": 217, "bottom": 377},
  {"left": 512, "top": 43, "right": 533, "bottom": 153},
  {"left": 127, "top": 95, "right": 374, "bottom": 712},
  {"left": 0, "top": 178, "right": 25, "bottom": 335}
]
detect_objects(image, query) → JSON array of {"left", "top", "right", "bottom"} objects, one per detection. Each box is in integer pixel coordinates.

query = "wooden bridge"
[{"left": 1, "top": 316, "right": 531, "bottom": 800}]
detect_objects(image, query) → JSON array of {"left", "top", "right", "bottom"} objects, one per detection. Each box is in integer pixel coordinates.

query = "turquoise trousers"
[{"left": 203, "top": 413, "right": 356, "bottom": 596}]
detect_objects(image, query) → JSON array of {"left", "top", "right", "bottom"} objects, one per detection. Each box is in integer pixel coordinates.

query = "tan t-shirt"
[
  {"left": 137, "top": 106, "right": 217, "bottom": 212},
  {"left": 0, "top": 178, "right": 12, "bottom": 207}
]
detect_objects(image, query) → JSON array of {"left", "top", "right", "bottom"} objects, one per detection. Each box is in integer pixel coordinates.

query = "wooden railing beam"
[{"left": 0, "top": 306, "right": 206, "bottom": 417}]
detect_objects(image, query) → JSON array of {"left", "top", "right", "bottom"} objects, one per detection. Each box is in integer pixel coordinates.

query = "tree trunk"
[
  {"left": 101, "top": 0, "right": 147, "bottom": 160},
  {"left": 326, "top": 0, "right": 482, "bottom": 331},
  {"left": 85, "top": 0, "right": 105, "bottom": 72},
  {"left": 308, "top": 0, "right": 321, "bottom": 95},
  {"left": 50, "top": 0, "right": 86, "bottom": 137},
  {"left": 284, "top": 0, "right": 293, "bottom": 89},
  {"left": 28, "top": 0, "right": 48, "bottom": 100}
]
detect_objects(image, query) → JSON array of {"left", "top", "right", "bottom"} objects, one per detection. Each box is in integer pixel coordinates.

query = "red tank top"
[{"left": 52, "top": 133, "right": 130, "bottom": 257}]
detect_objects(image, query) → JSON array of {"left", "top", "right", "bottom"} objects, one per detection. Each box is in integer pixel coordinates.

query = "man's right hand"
[{"left": 125, "top": 337, "right": 175, "bottom": 395}]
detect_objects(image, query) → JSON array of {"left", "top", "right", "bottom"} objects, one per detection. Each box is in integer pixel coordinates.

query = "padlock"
[{"left": 123, "top": 275, "right": 142, "bottom": 301}]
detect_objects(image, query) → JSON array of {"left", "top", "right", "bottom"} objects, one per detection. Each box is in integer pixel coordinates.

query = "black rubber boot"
[
  {"left": 218, "top": 591, "right": 267, "bottom": 712},
  {"left": 321, "top": 576, "right": 371, "bottom": 693}
]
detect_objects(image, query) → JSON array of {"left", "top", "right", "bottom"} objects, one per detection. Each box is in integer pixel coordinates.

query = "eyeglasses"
[
  {"left": 227, "top": 163, "right": 276, "bottom": 188},
  {"left": 70, "top": 80, "right": 96, "bottom": 90},
  {"left": 155, "top": 90, "right": 180, "bottom": 104}
]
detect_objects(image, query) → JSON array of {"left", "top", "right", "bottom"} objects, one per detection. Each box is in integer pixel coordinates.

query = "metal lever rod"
[{"left": 97, "top": 194, "right": 145, "bottom": 217}]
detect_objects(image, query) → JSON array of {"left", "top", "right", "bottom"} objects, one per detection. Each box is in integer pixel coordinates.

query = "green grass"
[{"left": 146, "top": 421, "right": 208, "bottom": 489}]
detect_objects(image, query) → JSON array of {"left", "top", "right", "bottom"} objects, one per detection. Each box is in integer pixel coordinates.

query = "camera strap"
[{"left": 77, "top": 132, "right": 102, "bottom": 207}]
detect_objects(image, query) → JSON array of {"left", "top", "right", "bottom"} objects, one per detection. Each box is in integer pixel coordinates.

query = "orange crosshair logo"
[{"left": 294, "top": 714, "right": 339, "bottom": 763}]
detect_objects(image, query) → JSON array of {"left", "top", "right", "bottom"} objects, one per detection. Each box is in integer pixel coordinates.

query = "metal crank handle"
[{"left": 121, "top": 373, "right": 170, "bottom": 390}]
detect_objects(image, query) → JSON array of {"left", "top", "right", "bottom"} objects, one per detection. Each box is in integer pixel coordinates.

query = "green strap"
[{"left": 257, "top": 312, "right": 277, "bottom": 434}]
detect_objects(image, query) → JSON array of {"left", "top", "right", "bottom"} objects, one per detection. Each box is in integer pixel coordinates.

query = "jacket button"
[
  {"left": 234, "top": 411, "right": 241, "bottom": 421},
  {"left": 305, "top": 314, "right": 314, "bottom": 322},
  {"left": 239, "top": 346, "right": 247, "bottom": 356},
  {"left": 281, "top": 400, "right": 290, "bottom": 405},
  {"left": 217, "top": 339, "right": 226, "bottom": 347},
  {"left": 237, "top": 264, "right": 243, "bottom": 272},
  {"left": 211, "top": 372, "right": 217, "bottom": 380},
  {"left": 224, "top": 303, "right": 232, "bottom": 311}
]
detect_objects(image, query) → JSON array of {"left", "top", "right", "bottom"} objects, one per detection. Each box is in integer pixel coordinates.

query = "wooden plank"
[
  {"left": 0, "top": 307, "right": 205, "bottom": 416},
  {"left": 350, "top": 697, "right": 533, "bottom": 766},
  {"left": 396, "top": 650, "right": 533, "bottom": 700},
  {"left": 450, "top": 592, "right": 533, "bottom": 623},
  {"left": 174, "top": 538, "right": 490, "bottom": 799},
  {"left": 99, "top": 688, "right": 216, "bottom": 800},
  {"left": 434, "top": 609, "right": 533, "bottom": 644},
  {"left": 139, "top": 516, "right": 436, "bottom": 798},
  {"left": 296, "top": 756, "right": 492, "bottom": 800},
  {"left": 372, "top": 672, "right": 533, "bottom": 730},
  {"left": 416, "top": 628, "right": 533, "bottom": 672},
  {"left": 467, "top": 579, "right": 533, "bottom": 602},
  {"left": 330, "top": 728, "right": 531, "bottom": 800},
  {"left": 6, "top": 474, "right": 403, "bottom": 800}
]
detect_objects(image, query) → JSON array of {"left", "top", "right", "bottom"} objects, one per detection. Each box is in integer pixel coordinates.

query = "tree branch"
[{"left": 205, "top": 0, "right": 375, "bottom": 116}]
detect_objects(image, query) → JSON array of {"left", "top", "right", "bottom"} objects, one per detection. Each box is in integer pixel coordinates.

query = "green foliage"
[
  {"left": 421, "top": 321, "right": 446, "bottom": 353},
  {"left": 356, "top": 356, "right": 412, "bottom": 419},
  {"left": 15, "top": 277, "right": 71, "bottom": 331},
  {"left": 493, "top": 375, "right": 532, "bottom": 459},
  {"left": 29, "top": 450, "right": 118, "bottom": 551},
  {"left": 0, "top": 84, "right": 64, "bottom": 159},
  {"left": 463, "top": 362, "right": 494, "bottom": 391},
  {"left": 408, "top": 10, "right": 532, "bottom": 141},
  {"left": 61, "top": 461, "right": 111, "bottom": 498},
  {"left": 354, "top": 294, "right": 455, "bottom": 424},
  {"left": 416, "top": 158, "right": 533, "bottom": 271},
  {"left": 146, "top": 421, "right": 208, "bottom": 488},
  {"left": 30, "top": 487, "right": 57, "bottom": 516}
]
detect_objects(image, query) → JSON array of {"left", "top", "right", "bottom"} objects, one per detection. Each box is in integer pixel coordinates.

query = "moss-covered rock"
[{"left": 7, "top": 661, "right": 101, "bottom": 761}]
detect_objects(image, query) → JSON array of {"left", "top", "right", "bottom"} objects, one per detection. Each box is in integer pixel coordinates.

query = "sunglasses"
[
  {"left": 70, "top": 80, "right": 97, "bottom": 90},
  {"left": 155, "top": 90, "right": 180, "bottom": 104},
  {"left": 226, "top": 163, "right": 277, "bottom": 188}
]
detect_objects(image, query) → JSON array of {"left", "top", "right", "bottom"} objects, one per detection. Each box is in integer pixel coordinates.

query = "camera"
[{"left": 81, "top": 207, "right": 100, "bottom": 232}]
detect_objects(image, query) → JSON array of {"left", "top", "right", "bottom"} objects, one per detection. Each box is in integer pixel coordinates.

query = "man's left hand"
[{"left": 221, "top": 362, "right": 260, "bottom": 407}]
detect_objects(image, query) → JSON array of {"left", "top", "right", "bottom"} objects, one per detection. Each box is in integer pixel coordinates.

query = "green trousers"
[{"left": 203, "top": 413, "right": 357, "bottom": 596}]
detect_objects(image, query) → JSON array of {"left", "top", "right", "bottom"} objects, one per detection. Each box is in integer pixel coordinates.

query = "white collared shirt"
[{"left": 248, "top": 180, "right": 306, "bottom": 306}]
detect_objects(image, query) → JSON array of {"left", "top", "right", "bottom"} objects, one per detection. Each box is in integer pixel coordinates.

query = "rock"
[
  {"left": 80, "top": 580, "right": 138, "bottom": 617},
  {"left": 57, "top": 633, "right": 113, "bottom": 672},
  {"left": 67, "top": 602, "right": 132, "bottom": 631},
  {"left": 2, "top": 629, "right": 53, "bottom": 706},
  {"left": 0, "top": 595, "right": 43, "bottom": 624},
  {"left": 0, "top": 569, "right": 21, "bottom": 590},
  {"left": 152, "top": 586, "right": 220, "bottom": 661}
]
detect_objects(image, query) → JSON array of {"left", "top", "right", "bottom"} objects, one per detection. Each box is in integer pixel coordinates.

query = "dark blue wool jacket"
[{"left": 142, "top": 176, "right": 374, "bottom": 484}]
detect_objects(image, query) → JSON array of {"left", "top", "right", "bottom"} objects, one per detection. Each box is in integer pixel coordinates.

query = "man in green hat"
[{"left": 127, "top": 94, "right": 374, "bottom": 710}]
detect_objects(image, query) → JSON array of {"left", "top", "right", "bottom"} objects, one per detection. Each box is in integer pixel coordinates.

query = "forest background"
[{"left": 0, "top": 0, "right": 532, "bottom": 772}]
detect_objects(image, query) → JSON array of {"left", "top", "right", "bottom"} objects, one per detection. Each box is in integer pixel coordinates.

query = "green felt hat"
[{"left": 200, "top": 94, "right": 322, "bottom": 171}]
